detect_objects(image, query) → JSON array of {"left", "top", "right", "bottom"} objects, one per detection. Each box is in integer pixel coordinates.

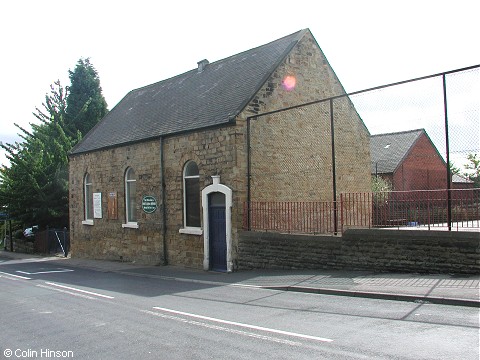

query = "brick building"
[
  {"left": 370, "top": 129, "right": 473, "bottom": 191},
  {"left": 371, "top": 129, "right": 446, "bottom": 190},
  {"left": 69, "top": 29, "right": 371, "bottom": 271}
]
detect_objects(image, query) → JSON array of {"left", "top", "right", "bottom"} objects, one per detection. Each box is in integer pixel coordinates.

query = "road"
[{"left": 0, "top": 257, "right": 478, "bottom": 360}]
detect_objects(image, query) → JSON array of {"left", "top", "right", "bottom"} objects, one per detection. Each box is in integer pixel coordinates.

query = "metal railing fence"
[
  {"left": 243, "top": 201, "right": 336, "bottom": 234},
  {"left": 244, "top": 188, "right": 480, "bottom": 234},
  {"left": 341, "top": 188, "right": 480, "bottom": 232}
]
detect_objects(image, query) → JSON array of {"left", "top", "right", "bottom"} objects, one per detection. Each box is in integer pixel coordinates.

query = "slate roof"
[
  {"left": 452, "top": 173, "right": 474, "bottom": 184},
  {"left": 71, "top": 29, "right": 308, "bottom": 155},
  {"left": 370, "top": 129, "right": 427, "bottom": 174},
  {"left": 371, "top": 129, "right": 473, "bottom": 184}
]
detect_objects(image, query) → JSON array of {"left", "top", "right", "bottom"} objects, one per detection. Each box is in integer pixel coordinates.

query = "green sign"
[{"left": 142, "top": 195, "right": 158, "bottom": 214}]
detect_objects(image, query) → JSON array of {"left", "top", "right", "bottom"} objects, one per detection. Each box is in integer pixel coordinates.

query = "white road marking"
[
  {"left": 152, "top": 306, "right": 333, "bottom": 343},
  {"left": 0, "top": 257, "right": 61, "bottom": 265},
  {"left": 44, "top": 282, "right": 115, "bottom": 299},
  {"left": 0, "top": 271, "right": 31, "bottom": 280},
  {"left": 17, "top": 269, "right": 74, "bottom": 275},
  {"left": 36, "top": 284, "right": 95, "bottom": 300},
  {"left": 142, "top": 309, "right": 302, "bottom": 346}
]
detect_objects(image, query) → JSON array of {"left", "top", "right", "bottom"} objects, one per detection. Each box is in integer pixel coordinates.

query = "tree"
[
  {"left": 371, "top": 175, "right": 393, "bottom": 207},
  {"left": 448, "top": 161, "right": 461, "bottom": 176},
  {"left": 65, "top": 58, "right": 108, "bottom": 137},
  {"left": 464, "top": 153, "right": 480, "bottom": 187},
  {"left": 372, "top": 175, "right": 393, "bottom": 193},
  {"left": 0, "top": 58, "right": 107, "bottom": 230},
  {"left": 0, "top": 81, "right": 77, "bottom": 228}
]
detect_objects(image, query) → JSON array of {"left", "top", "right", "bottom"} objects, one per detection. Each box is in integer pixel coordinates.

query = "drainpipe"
[
  {"left": 160, "top": 137, "right": 168, "bottom": 264},
  {"left": 246, "top": 117, "right": 252, "bottom": 230}
]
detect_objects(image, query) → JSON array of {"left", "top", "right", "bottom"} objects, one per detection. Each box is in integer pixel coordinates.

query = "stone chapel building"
[{"left": 68, "top": 29, "right": 371, "bottom": 271}]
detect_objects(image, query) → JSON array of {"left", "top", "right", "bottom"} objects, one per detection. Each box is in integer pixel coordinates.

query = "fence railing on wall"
[
  {"left": 244, "top": 188, "right": 480, "bottom": 234},
  {"left": 243, "top": 201, "right": 337, "bottom": 234},
  {"left": 342, "top": 188, "right": 480, "bottom": 232}
]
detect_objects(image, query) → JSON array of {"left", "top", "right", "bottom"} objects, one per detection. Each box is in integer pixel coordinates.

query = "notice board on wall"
[
  {"left": 108, "top": 191, "right": 118, "bottom": 220},
  {"left": 93, "top": 192, "right": 102, "bottom": 219}
]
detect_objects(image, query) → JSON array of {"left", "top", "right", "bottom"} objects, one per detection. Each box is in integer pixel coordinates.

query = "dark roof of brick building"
[
  {"left": 370, "top": 129, "right": 427, "bottom": 174},
  {"left": 371, "top": 129, "right": 472, "bottom": 184},
  {"left": 71, "top": 29, "right": 307, "bottom": 155}
]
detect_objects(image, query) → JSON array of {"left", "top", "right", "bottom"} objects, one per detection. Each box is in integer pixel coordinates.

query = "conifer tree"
[
  {"left": 0, "top": 58, "right": 107, "bottom": 229},
  {"left": 65, "top": 58, "right": 108, "bottom": 136},
  {"left": 0, "top": 82, "right": 77, "bottom": 227}
]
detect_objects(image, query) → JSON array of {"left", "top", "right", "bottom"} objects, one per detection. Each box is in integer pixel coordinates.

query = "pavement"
[{"left": 1, "top": 250, "right": 479, "bottom": 308}]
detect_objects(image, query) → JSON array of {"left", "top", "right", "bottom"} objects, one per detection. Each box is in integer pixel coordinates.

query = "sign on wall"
[
  {"left": 142, "top": 195, "right": 157, "bottom": 214},
  {"left": 108, "top": 192, "right": 118, "bottom": 220},
  {"left": 93, "top": 192, "right": 102, "bottom": 219}
]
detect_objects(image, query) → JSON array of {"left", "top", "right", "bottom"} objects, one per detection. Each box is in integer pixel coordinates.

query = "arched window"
[
  {"left": 84, "top": 173, "right": 93, "bottom": 222},
  {"left": 125, "top": 167, "right": 137, "bottom": 224},
  {"left": 183, "top": 161, "right": 200, "bottom": 228}
]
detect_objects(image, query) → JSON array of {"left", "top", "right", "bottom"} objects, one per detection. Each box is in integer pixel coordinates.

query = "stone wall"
[
  {"left": 240, "top": 30, "right": 371, "bottom": 203},
  {"left": 69, "top": 140, "right": 164, "bottom": 264},
  {"left": 237, "top": 229, "right": 480, "bottom": 274},
  {"left": 162, "top": 126, "right": 241, "bottom": 267},
  {"left": 4, "top": 238, "right": 35, "bottom": 254},
  {"left": 69, "top": 126, "right": 243, "bottom": 267}
]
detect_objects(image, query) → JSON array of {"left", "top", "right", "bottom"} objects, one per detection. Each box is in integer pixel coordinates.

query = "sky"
[{"left": 1, "top": 0, "right": 479, "bottom": 168}]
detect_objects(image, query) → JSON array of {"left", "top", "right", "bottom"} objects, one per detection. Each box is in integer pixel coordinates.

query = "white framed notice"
[{"left": 93, "top": 192, "right": 102, "bottom": 219}]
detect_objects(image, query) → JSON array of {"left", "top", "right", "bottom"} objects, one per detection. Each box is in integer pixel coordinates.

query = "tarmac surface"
[{"left": 1, "top": 250, "right": 479, "bottom": 308}]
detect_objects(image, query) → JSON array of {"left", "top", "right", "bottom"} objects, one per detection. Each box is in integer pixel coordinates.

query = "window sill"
[
  {"left": 179, "top": 227, "right": 203, "bottom": 236},
  {"left": 122, "top": 222, "right": 139, "bottom": 229},
  {"left": 82, "top": 220, "right": 94, "bottom": 226}
]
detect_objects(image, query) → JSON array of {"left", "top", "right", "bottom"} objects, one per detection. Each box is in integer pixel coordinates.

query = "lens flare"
[{"left": 282, "top": 75, "right": 296, "bottom": 91}]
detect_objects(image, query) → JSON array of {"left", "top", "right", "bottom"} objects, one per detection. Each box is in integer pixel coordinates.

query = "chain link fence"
[
  {"left": 353, "top": 66, "right": 479, "bottom": 181},
  {"left": 246, "top": 65, "right": 479, "bottom": 233}
]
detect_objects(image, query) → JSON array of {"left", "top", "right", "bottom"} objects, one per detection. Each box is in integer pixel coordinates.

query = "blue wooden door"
[{"left": 209, "top": 192, "right": 226, "bottom": 271}]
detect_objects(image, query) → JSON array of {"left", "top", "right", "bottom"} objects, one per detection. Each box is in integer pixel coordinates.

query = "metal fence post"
[
  {"left": 340, "top": 193, "right": 344, "bottom": 233},
  {"left": 330, "top": 99, "right": 338, "bottom": 235},
  {"left": 442, "top": 74, "right": 452, "bottom": 231}
]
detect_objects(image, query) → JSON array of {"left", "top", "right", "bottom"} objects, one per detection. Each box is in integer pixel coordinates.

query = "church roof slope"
[{"left": 71, "top": 30, "right": 307, "bottom": 154}]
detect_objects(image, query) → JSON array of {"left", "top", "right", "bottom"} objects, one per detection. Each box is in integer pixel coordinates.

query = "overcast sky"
[{"left": 1, "top": 0, "right": 479, "bottom": 167}]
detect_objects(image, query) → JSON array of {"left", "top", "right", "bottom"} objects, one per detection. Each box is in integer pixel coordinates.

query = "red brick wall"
[
  {"left": 452, "top": 181, "right": 475, "bottom": 190},
  {"left": 393, "top": 133, "right": 447, "bottom": 190}
]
